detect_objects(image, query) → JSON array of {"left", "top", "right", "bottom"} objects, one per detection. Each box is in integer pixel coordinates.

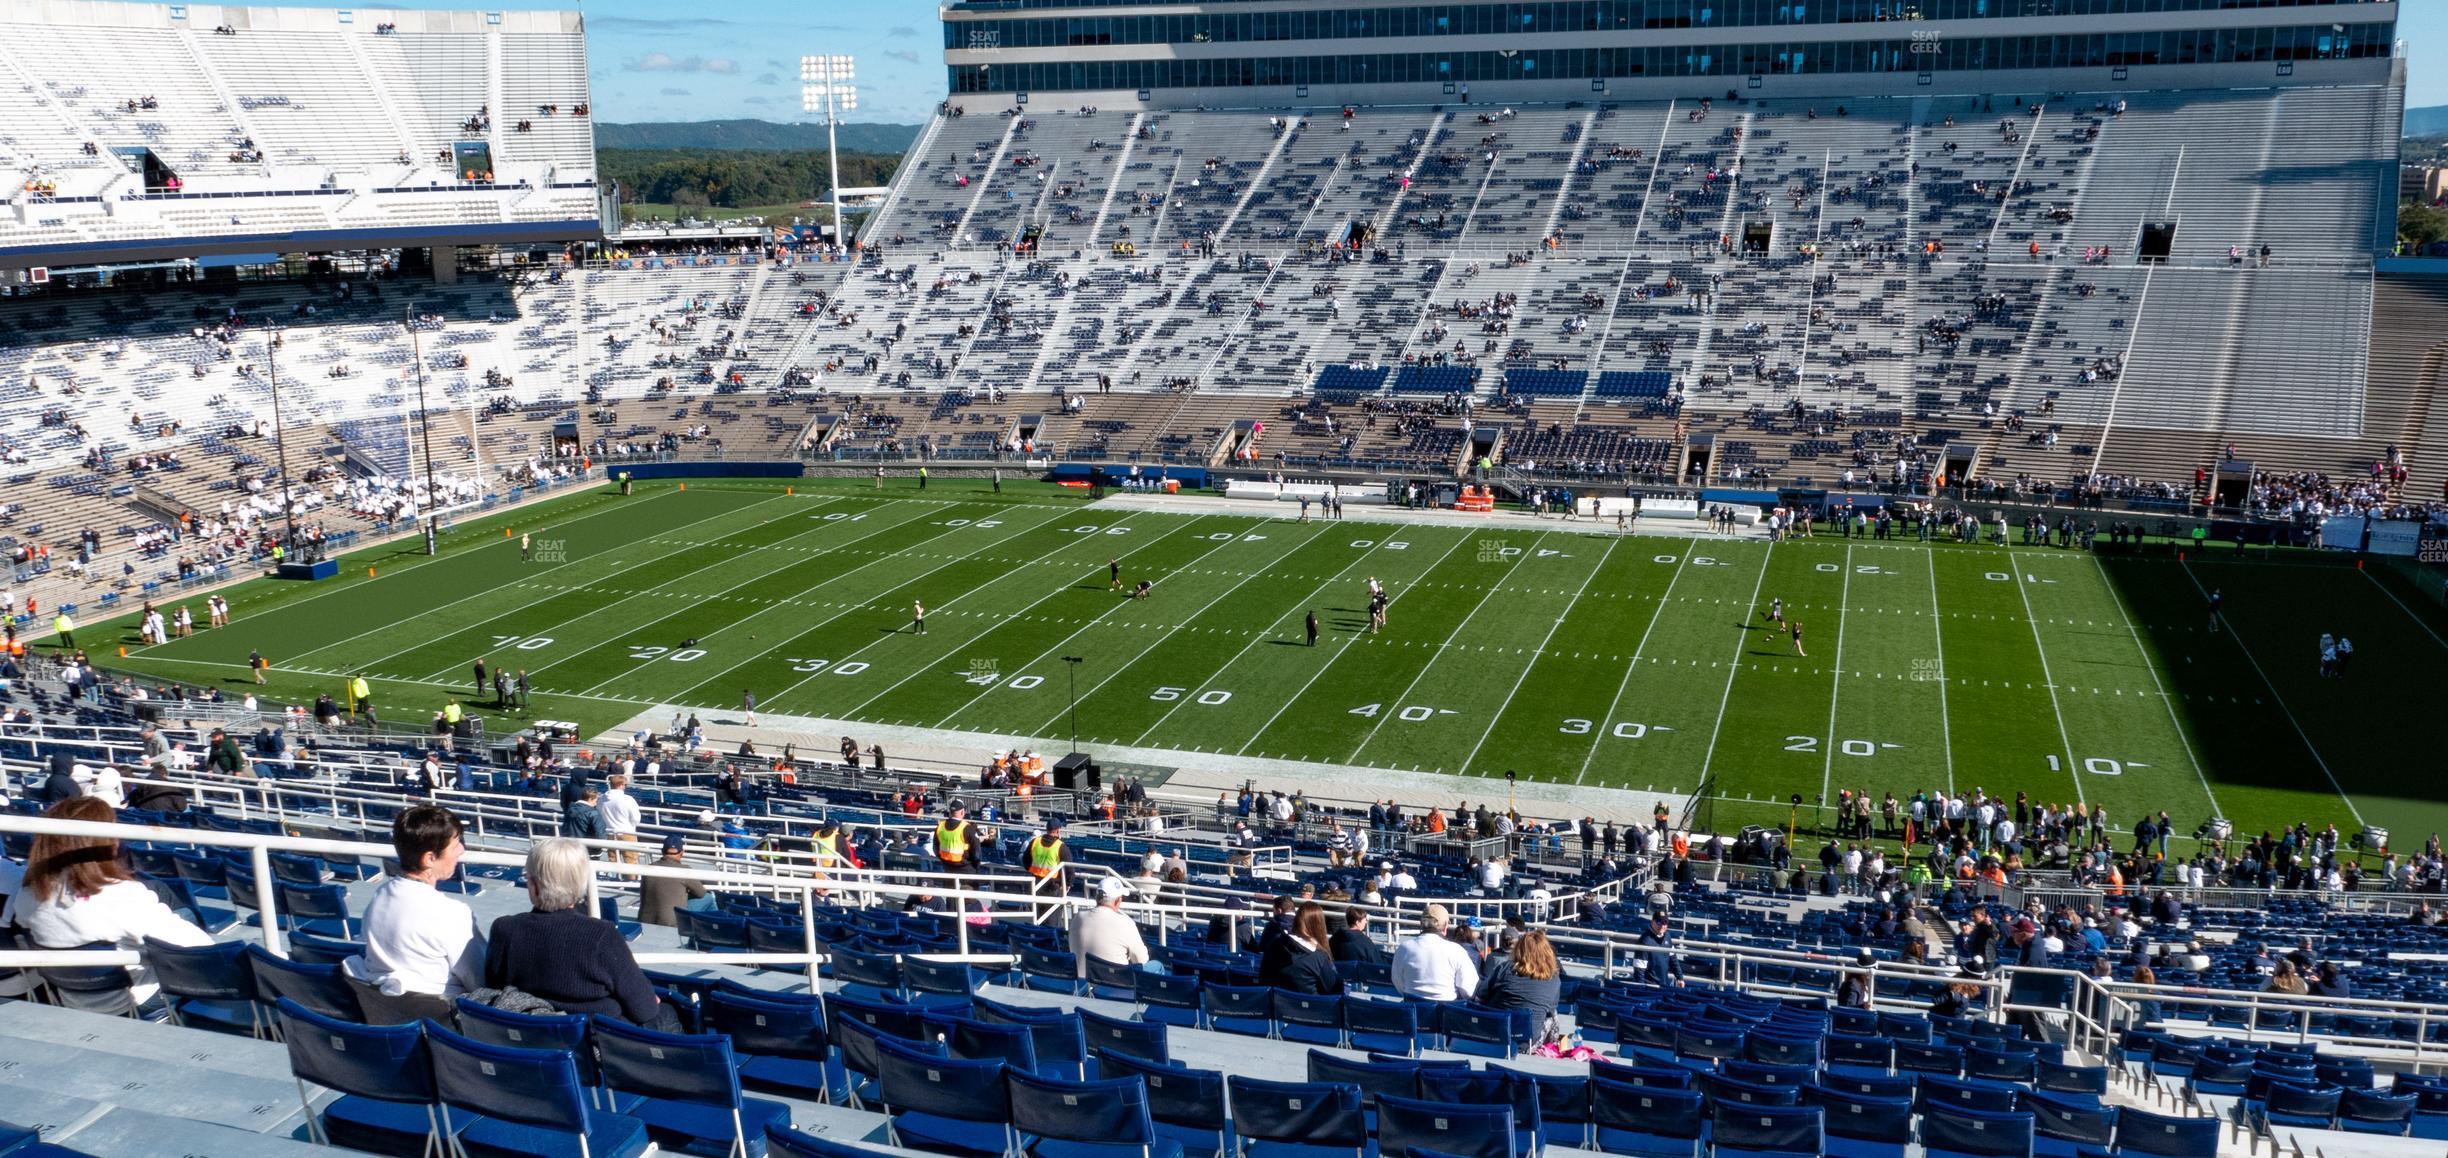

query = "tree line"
[{"left": 599, "top": 148, "right": 905, "bottom": 210}]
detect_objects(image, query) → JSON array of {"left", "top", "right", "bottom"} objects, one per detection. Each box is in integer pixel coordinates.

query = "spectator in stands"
[
  {"left": 1392, "top": 903, "right": 1478, "bottom": 1002},
  {"left": 2265, "top": 958, "right": 2309, "bottom": 996},
  {"left": 599, "top": 773, "right": 641, "bottom": 863},
  {"left": 1476, "top": 927, "right": 1562, "bottom": 1024},
  {"left": 484, "top": 837, "right": 678, "bottom": 1029},
  {"left": 562, "top": 787, "right": 605, "bottom": 843},
  {"left": 10, "top": 796, "right": 212, "bottom": 1011},
  {"left": 346, "top": 805, "right": 484, "bottom": 1022},
  {"left": 637, "top": 835, "right": 705, "bottom": 926},
  {"left": 35, "top": 752, "right": 82, "bottom": 805},
  {"left": 1258, "top": 901, "right": 1341, "bottom": 994},
  {"left": 1071, "top": 875, "right": 1149, "bottom": 972},
  {"left": 1331, "top": 907, "right": 1386, "bottom": 965}
]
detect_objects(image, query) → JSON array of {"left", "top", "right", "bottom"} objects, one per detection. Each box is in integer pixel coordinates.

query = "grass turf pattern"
[{"left": 95, "top": 478, "right": 2448, "bottom": 844}]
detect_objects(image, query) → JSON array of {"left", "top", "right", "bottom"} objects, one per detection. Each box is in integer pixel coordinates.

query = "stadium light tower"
[
  {"left": 261, "top": 325, "right": 302, "bottom": 558},
  {"left": 801, "top": 54, "right": 857, "bottom": 249}
]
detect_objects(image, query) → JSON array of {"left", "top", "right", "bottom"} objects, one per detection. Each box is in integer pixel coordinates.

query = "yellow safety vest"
[
  {"left": 351, "top": 678, "right": 371, "bottom": 702},
  {"left": 54, "top": 615, "right": 72, "bottom": 635},
  {"left": 443, "top": 703, "right": 463, "bottom": 725},
  {"left": 935, "top": 820, "right": 969, "bottom": 863},
  {"left": 1026, "top": 837, "right": 1063, "bottom": 879},
  {"left": 811, "top": 830, "right": 843, "bottom": 868}
]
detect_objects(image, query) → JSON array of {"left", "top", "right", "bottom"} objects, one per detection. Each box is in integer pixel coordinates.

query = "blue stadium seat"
[
  {"left": 1801, "top": 1084, "right": 1912, "bottom": 1158},
  {"left": 2111, "top": 1107, "right": 2220, "bottom": 1158},
  {"left": 1919, "top": 1105, "right": 2036, "bottom": 1158},
  {"left": 1343, "top": 997, "right": 1421, "bottom": 1056},
  {"left": 1138, "top": 972, "right": 1204, "bottom": 1029},
  {"left": 138, "top": 937, "right": 263, "bottom": 1038},
  {"left": 1223, "top": 1076, "right": 1365, "bottom": 1158},
  {"left": 703, "top": 987, "right": 836, "bottom": 1104},
  {"left": 1272, "top": 991, "right": 1345, "bottom": 1047},
  {"left": 1079, "top": 1009, "right": 1169, "bottom": 1064},
  {"left": 1588, "top": 1079, "right": 1703, "bottom": 1157},
  {"left": 1092, "top": 1050, "right": 1227, "bottom": 1158},
  {"left": 1007, "top": 1067, "right": 1183, "bottom": 1158},
  {"left": 426, "top": 1021, "right": 651, "bottom": 1158},
  {"left": 590, "top": 1015, "right": 791, "bottom": 1158},
  {"left": 1417, "top": 1069, "right": 1541, "bottom": 1156},
  {"left": 1375, "top": 1094, "right": 1517, "bottom": 1158},
  {"left": 244, "top": 944, "right": 361, "bottom": 1022},
  {"left": 2339, "top": 1087, "right": 2418, "bottom": 1135},
  {"left": 1709, "top": 1102, "right": 1823, "bottom": 1158},
  {"left": 1201, "top": 984, "right": 1274, "bottom": 1037},
  {"left": 874, "top": 1033, "right": 1014, "bottom": 1157},
  {"left": 931, "top": 1013, "right": 1040, "bottom": 1076},
  {"left": 276, "top": 997, "right": 466, "bottom": 1157}
]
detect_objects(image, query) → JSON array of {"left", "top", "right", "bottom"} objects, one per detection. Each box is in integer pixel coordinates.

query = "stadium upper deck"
[{"left": 0, "top": 0, "right": 599, "bottom": 273}]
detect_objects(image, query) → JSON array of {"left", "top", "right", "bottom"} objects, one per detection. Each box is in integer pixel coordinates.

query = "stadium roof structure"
[{"left": 0, "top": 0, "right": 601, "bottom": 274}]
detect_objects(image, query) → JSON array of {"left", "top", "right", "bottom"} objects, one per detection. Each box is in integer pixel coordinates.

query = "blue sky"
[{"left": 382, "top": 1, "right": 2440, "bottom": 124}]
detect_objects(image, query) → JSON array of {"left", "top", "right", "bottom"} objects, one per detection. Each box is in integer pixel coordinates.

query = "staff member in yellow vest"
[
  {"left": 438, "top": 700, "right": 464, "bottom": 754},
  {"left": 350, "top": 673, "right": 373, "bottom": 719},
  {"left": 935, "top": 801, "right": 976, "bottom": 872},
  {"left": 1023, "top": 817, "right": 1070, "bottom": 899},
  {"left": 50, "top": 611, "right": 74, "bottom": 653}
]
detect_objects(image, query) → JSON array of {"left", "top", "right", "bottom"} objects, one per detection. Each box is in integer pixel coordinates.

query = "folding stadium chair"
[
  {"left": 1306, "top": 1048, "right": 1425, "bottom": 1118},
  {"left": 1801, "top": 1084, "right": 1913, "bottom": 1158},
  {"left": 1200, "top": 983, "right": 1274, "bottom": 1037},
  {"left": 1896, "top": 1041, "right": 1965, "bottom": 1077},
  {"left": 1007, "top": 1067, "right": 1182, "bottom": 1158},
  {"left": 1489, "top": 1065, "right": 1590, "bottom": 1151},
  {"left": 275, "top": 997, "right": 466, "bottom": 1158},
  {"left": 1587, "top": 1080, "right": 1704, "bottom": 1158},
  {"left": 1093, "top": 1050, "right": 1227, "bottom": 1158},
  {"left": 1084, "top": 957, "right": 1140, "bottom": 1002},
  {"left": 1825, "top": 1034, "right": 1895, "bottom": 1074},
  {"left": 1439, "top": 1003, "right": 1520, "bottom": 1060},
  {"left": 452, "top": 999, "right": 631, "bottom": 1113},
  {"left": 245, "top": 943, "right": 362, "bottom": 1023},
  {"left": 969, "top": 996, "right": 1087, "bottom": 1079},
  {"left": 1375, "top": 1094, "right": 1517, "bottom": 1158},
  {"left": 2111, "top": 1106, "right": 2221, "bottom": 1158},
  {"left": 1223, "top": 1075, "right": 1365, "bottom": 1158},
  {"left": 2033, "top": 1060, "right": 2109, "bottom": 1097},
  {"left": 1343, "top": 996, "right": 1421, "bottom": 1056},
  {"left": 836, "top": 1018, "right": 940, "bottom": 1112},
  {"left": 873, "top": 1033, "right": 1015, "bottom": 1157},
  {"left": 1271, "top": 990, "right": 1344, "bottom": 1047},
  {"left": 1964, "top": 1044, "right": 2038, "bottom": 1084},
  {"left": 930, "top": 1013, "right": 1040, "bottom": 1076},
  {"left": 1080, "top": 1008, "right": 1170, "bottom": 1063},
  {"left": 2026, "top": 1089, "right": 2118, "bottom": 1158},
  {"left": 1418, "top": 1069, "right": 1542, "bottom": 1157},
  {"left": 1137, "top": 972, "right": 1203, "bottom": 1029},
  {"left": 703, "top": 987, "right": 836, "bottom": 1104},
  {"left": 1708, "top": 1103, "right": 1824, "bottom": 1158},
  {"left": 1700, "top": 1072, "right": 1800, "bottom": 1107},
  {"left": 1919, "top": 1105, "right": 2037, "bottom": 1158},
  {"left": 1916, "top": 1074, "right": 2024, "bottom": 1116},
  {"left": 138, "top": 937, "right": 262, "bottom": 1038},
  {"left": 427, "top": 1021, "right": 652, "bottom": 1158},
  {"left": 1671, "top": 1020, "right": 1748, "bottom": 1065},
  {"left": 828, "top": 944, "right": 906, "bottom": 1001},
  {"left": 1018, "top": 944, "right": 1080, "bottom": 994},
  {"left": 2339, "top": 1087, "right": 2418, "bottom": 1135},
  {"left": 590, "top": 1015, "right": 792, "bottom": 1158},
  {"left": 283, "top": 931, "right": 367, "bottom": 967}
]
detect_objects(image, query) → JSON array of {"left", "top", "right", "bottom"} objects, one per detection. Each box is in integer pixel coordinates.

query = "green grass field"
[{"left": 91, "top": 477, "right": 2448, "bottom": 845}]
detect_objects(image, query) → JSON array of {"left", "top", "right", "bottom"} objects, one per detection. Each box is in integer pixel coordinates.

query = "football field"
[{"left": 98, "top": 478, "right": 2448, "bottom": 844}]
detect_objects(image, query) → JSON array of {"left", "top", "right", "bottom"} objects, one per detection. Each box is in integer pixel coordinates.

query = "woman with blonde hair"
[
  {"left": 1476, "top": 927, "right": 1561, "bottom": 1020},
  {"left": 11, "top": 796, "right": 211, "bottom": 1011}
]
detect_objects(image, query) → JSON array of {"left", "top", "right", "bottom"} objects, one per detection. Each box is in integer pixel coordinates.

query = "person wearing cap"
[
  {"left": 205, "top": 727, "right": 247, "bottom": 776},
  {"left": 1072, "top": 875, "right": 1149, "bottom": 975},
  {"left": 638, "top": 834, "right": 707, "bottom": 926},
  {"left": 935, "top": 800, "right": 977, "bottom": 872},
  {"left": 1022, "top": 818, "right": 1069, "bottom": 898},
  {"left": 1392, "top": 903, "right": 1479, "bottom": 1001}
]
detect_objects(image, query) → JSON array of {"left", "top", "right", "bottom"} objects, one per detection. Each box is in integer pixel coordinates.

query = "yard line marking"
[
  {"left": 2178, "top": 560, "right": 2364, "bottom": 827},
  {"left": 940, "top": 521, "right": 1325, "bottom": 731},
  {"left": 752, "top": 504, "right": 1111, "bottom": 709},
  {"left": 2358, "top": 565, "right": 2448, "bottom": 653},
  {"left": 1573, "top": 550, "right": 1691, "bottom": 786},
  {"left": 654, "top": 502, "right": 1084, "bottom": 701},
  {"left": 293, "top": 491, "right": 812, "bottom": 672},
  {"left": 531, "top": 498, "right": 950, "bottom": 692},
  {"left": 1137, "top": 531, "right": 1453, "bottom": 749},
  {"left": 1339, "top": 532, "right": 1552, "bottom": 763},
  {"left": 1695, "top": 541, "right": 1774, "bottom": 787},
  {"left": 2089, "top": 555, "right": 2221, "bottom": 819},
  {"left": 840, "top": 515, "right": 1227, "bottom": 720},
  {"left": 1818, "top": 544, "right": 1855, "bottom": 812},
  {"left": 196, "top": 486, "right": 679, "bottom": 656},
  {"left": 1456, "top": 536, "right": 1618, "bottom": 778},
  {"left": 1923, "top": 547, "right": 1958, "bottom": 796},
  {"left": 2003, "top": 547, "right": 2086, "bottom": 806}
]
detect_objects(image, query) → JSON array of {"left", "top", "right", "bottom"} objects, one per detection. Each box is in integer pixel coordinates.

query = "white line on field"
[{"left": 1456, "top": 536, "right": 1618, "bottom": 777}]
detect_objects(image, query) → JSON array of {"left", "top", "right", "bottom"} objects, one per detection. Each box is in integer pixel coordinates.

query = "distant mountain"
[
  {"left": 2407, "top": 105, "right": 2448, "bottom": 138},
  {"left": 595, "top": 120, "right": 922, "bottom": 154}
]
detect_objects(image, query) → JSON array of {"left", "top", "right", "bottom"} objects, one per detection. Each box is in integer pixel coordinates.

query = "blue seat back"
[
  {"left": 427, "top": 1021, "right": 593, "bottom": 1132},
  {"left": 2026, "top": 1089, "right": 2117, "bottom": 1150},
  {"left": 905, "top": 955, "right": 980, "bottom": 997},
  {"left": 829, "top": 991, "right": 929, "bottom": 1040},
  {"left": 875, "top": 1033, "right": 1011, "bottom": 1121},
  {"left": 1138, "top": 971, "right": 1202, "bottom": 1010},
  {"left": 275, "top": 998, "right": 437, "bottom": 1104},
  {"left": 1306, "top": 1048, "right": 1419, "bottom": 1108},
  {"left": 1920, "top": 1105, "right": 2035, "bottom": 1158},
  {"left": 592, "top": 1015, "right": 746, "bottom": 1109},
  {"left": 1007, "top": 1068, "right": 1160, "bottom": 1148},
  {"left": 932, "top": 1013, "right": 1039, "bottom": 1073},
  {"left": 1588, "top": 1080, "right": 1704, "bottom": 1138},
  {"left": 1710, "top": 1102, "right": 1823, "bottom": 1157},
  {"left": 141, "top": 937, "right": 254, "bottom": 1001},
  {"left": 1801, "top": 1085, "right": 1913, "bottom": 1144},
  {"left": 1225, "top": 1076, "right": 1366, "bottom": 1149},
  {"left": 2263, "top": 1081, "right": 2340, "bottom": 1125},
  {"left": 1377, "top": 1093, "right": 1516, "bottom": 1158},
  {"left": 1081, "top": 1007, "right": 1170, "bottom": 1062},
  {"left": 1094, "top": 1049, "right": 1226, "bottom": 1131},
  {"left": 2113, "top": 1106, "right": 2220, "bottom": 1157},
  {"left": 2033, "top": 1061, "right": 2107, "bottom": 1096},
  {"left": 244, "top": 944, "right": 362, "bottom": 1021}
]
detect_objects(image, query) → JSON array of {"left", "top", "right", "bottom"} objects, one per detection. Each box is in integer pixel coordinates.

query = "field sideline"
[{"left": 93, "top": 477, "right": 2448, "bottom": 844}]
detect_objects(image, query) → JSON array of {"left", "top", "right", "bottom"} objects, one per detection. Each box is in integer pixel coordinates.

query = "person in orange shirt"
[{"left": 1426, "top": 808, "right": 1446, "bottom": 835}]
